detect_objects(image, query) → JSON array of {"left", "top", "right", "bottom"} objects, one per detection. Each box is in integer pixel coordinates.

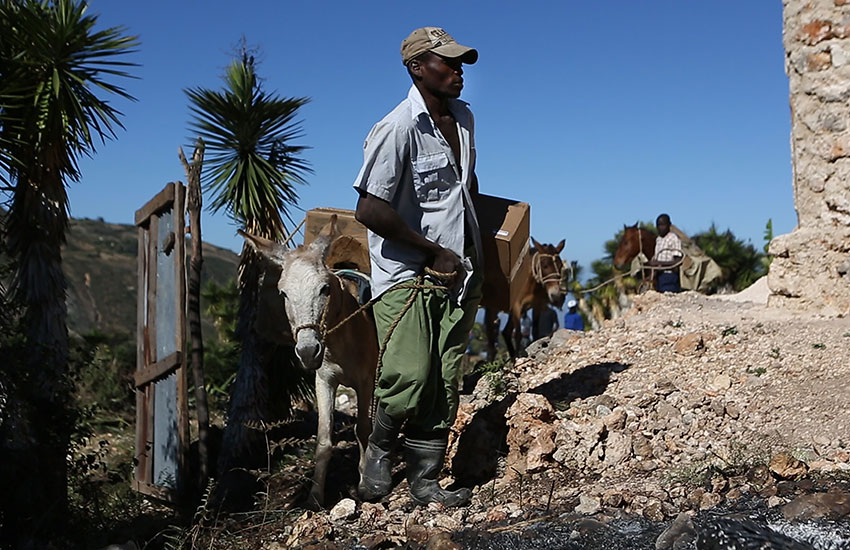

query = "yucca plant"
[
  {"left": 185, "top": 50, "right": 313, "bottom": 474},
  {"left": 0, "top": 0, "right": 137, "bottom": 542}
]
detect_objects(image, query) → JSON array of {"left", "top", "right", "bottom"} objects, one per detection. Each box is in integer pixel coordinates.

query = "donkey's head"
[
  {"left": 242, "top": 217, "right": 340, "bottom": 371},
  {"left": 531, "top": 237, "right": 566, "bottom": 308}
]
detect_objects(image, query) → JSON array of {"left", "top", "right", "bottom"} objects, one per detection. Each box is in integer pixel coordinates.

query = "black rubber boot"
[
  {"left": 404, "top": 434, "right": 471, "bottom": 507},
  {"left": 358, "top": 406, "right": 402, "bottom": 501}
]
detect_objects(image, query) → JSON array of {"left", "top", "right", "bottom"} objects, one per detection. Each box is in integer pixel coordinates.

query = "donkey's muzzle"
[
  {"left": 549, "top": 290, "right": 566, "bottom": 309},
  {"left": 295, "top": 336, "right": 324, "bottom": 370}
]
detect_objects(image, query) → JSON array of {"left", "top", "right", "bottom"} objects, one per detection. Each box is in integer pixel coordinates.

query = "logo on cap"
[{"left": 429, "top": 28, "right": 448, "bottom": 47}]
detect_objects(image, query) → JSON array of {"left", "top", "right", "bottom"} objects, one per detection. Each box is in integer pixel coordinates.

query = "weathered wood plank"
[
  {"left": 132, "top": 479, "right": 177, "bottom": 503},
  {"left": 148, "top": 215, "right": 159, "bottom": 363},
  {"left": 134, "top": 351, "right": 183, "bottom": 387},
  {"left": 135, "top": 182, "right": 175, "bottom": 227},
  {"left": 136, "top": 226, "right": 147, "bottom": 381},
  {"left": 135, "top": 226, "right": 149, "bottom": 484}
]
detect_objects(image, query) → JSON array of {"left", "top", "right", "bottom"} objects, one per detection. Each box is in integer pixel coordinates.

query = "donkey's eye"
[{"left": 319, "top": 283, "right": 330, "bottom": 296}]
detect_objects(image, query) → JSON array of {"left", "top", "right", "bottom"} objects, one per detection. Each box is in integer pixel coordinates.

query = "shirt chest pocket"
[{"left": 412, "top": 152, "right": 454, "bottom": 202}]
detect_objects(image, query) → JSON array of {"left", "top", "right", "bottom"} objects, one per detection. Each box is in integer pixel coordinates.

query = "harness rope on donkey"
[{"left": 308, "top": 266, "right": 455, "bottom": 420}]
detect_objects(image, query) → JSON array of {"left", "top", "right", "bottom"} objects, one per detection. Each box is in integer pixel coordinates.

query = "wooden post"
[{"left": 180, "top": 139, "right": 211, "bottom": 488}]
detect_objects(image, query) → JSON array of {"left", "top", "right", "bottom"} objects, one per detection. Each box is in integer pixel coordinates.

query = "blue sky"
[{"left": 73, "top": 1, "right": 793, "bottom": 276}]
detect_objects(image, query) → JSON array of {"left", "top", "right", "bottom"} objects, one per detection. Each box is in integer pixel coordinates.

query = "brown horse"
[
  {"left": 484, "top": 238, "right": 566, "bottom": 359},
  {"left": 242, "top": 217, "right": 378, "bottom": 509},
  {"left": 613, "top": 224, "right": 656, "bottom": 270}
]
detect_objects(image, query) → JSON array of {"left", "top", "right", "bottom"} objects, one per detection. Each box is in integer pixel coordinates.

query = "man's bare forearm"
[
  {"left": 355, "top": 191, "right": 462, "bottom": 285},
  {"left": 355, "top": 192, "right": 442, "bottom": 258}
]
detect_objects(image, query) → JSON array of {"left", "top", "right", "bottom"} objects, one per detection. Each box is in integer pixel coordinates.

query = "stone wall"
[{"left": 769, "top": 0, "right": 850, "bottom": 315}]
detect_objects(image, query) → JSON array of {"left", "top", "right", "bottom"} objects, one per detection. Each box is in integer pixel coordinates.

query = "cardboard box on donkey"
[
  {"left": 473, "top": 193, "right": 531, "bottom": 312},
  {"left": 304, "top": 197, "right": 531, "bottom": 311}
]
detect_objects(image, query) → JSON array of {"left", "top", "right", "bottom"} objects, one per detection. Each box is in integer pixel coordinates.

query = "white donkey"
[{"left": 242, "top": 218, "right": 377, "bottom": 508}]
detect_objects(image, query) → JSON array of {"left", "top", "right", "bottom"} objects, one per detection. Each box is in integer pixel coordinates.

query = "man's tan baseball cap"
[{"left": 400, "top": 27, "right": 478, "bottom": 66}]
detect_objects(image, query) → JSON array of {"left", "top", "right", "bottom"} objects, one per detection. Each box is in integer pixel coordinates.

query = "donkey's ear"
[
  {"left": 531, "top": 236, "right": 543, "bottom": 250},
  {"left": 555, "top": 239, "right": 565, "bottom": 254},
  {"left": 309, "top": 233, "right": 332, "bottom": 258},
  {"left": 240, "top": 230, "right": 287, "bottom": 265},
  {"left": 310, "top": 214, "right": 339, "bottom": 257},
  {"left": 317, "top": 214, "right": 340, "bottom": 240}
]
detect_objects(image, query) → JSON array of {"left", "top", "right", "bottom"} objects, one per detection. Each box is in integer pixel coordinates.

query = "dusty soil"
[{"left": 192, "top": 288, "right": 850, "bottom": 549}]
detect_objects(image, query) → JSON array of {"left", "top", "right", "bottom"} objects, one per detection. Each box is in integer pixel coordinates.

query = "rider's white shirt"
[{"left": 654, "top": 232, "right": 683, "bottom": 263}]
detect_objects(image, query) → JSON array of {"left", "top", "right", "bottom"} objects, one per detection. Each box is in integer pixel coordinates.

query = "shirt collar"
[{"left": 407, "top": 84, "right": 469, "bottom": 122}]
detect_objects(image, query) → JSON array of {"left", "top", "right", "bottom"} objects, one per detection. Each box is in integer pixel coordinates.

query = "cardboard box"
[
  {"left": 304, "top": 207, "right": 367, "bottom": 246},
  {"left": 304, "top": 207, "right": 371, "bottom": 273},
  {"left": 473, "top": 194, "right": 531, "bottom": 312}
]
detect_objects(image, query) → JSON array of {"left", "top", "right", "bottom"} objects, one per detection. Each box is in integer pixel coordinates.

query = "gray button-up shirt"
[{"left": 353, "top": 85, "right": 482, "bottom": 301}]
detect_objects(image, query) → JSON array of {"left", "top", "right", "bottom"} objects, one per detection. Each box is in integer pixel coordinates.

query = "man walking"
[{"left": 352, "top": 27, "right": 483, "bottom": 507}]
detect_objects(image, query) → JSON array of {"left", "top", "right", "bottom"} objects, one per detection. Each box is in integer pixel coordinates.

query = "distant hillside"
[{"left": 63, "top": 216, "right": 241, "bottom": 340}]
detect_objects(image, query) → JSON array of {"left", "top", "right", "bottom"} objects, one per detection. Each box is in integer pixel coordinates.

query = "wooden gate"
[{"left": 133, "top": 182, "right": 188, "bottom": 502}]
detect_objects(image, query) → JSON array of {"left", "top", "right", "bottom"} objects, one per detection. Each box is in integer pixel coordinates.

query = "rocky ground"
[{"left": 230, "top": 288, "right": 850, "bottom": 549}]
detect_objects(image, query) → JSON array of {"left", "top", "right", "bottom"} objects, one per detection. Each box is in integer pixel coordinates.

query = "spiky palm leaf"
[
  {"left": 0, "top": 0, "right": 137, "bottom": 184},
  {"left": 185, "top": 57, "right": 310, "bottom": 240}
]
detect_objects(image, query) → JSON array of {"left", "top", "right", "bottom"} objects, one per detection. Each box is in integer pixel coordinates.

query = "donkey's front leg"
[
  {"left": 310, "top": 369, "right": 338, "bottom": 509},
  {"left": 484, "top": 308, "right": 500, "bottom": 362},
  {"left": 501, "top": 315, "right": 517, "bottom": 358}
]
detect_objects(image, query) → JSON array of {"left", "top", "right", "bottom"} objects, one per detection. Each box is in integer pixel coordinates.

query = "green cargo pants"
[{"left": 372, "top": 259, "right": 483, "bottom": 433}]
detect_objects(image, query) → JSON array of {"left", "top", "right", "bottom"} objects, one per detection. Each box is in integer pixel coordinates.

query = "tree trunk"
[
  {"left": 1, "top": 179, "right": 72, "bottom": 546},
  {"left": 180, "top": 140, "right": 211, "bottom": 490},
  {"left": 216, "top": 250, "right": 270, "bottom": 477}
]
